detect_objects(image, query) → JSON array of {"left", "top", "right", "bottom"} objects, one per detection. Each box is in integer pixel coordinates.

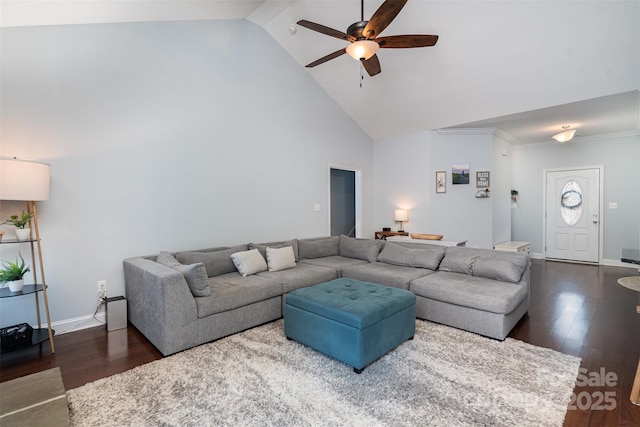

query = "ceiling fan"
[{"left": 297, "top": 0, "right": 439, "bottom": 77}]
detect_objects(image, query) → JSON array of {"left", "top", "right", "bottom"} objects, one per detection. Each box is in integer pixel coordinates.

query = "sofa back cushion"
[
  {"left": 472, "top": 252, "right": 529, "bottom": 283},
  {"left": 377, "top": 242, "right": 445, "bottom": 270},
  {"left": 339, "top": 235, "right": 381, "bottom": 263},
  {"left": 438, "top": 247, "right": 484, "bottom": 275},
  {"left": 298, "top": 237, "right": 340, "bottom": 259},
  {"left": 249, "top": 240, "right": 299, "bottom": 261},
  {"left": 176, "top": 244, "right": 248, "bottom": 277},
  {"left": 439, "top": 247, "right": 529, "bottom": 283},
  {"left": 156, "top": 251, "right": 211, "bottom": 297}
]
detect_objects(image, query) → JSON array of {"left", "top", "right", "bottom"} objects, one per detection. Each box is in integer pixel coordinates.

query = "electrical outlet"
[{"left": 97, "top": 280, "right": 107, "bottom": 300}]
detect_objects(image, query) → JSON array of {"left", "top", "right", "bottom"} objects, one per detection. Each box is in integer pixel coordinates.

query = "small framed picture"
[
  {"left": 476, "top": 171, "right": 490, "bottom": 188},
  {"left": 452, "top": 163, "right": 470, "bottom": 184},
  {"left": 435, "top": 171, "right": 446, "bottom": 193}
]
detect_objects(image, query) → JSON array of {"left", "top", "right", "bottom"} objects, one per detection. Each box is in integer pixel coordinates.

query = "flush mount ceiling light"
[{"left": 552, "top": 126, "right": 577, "bottom": 143}]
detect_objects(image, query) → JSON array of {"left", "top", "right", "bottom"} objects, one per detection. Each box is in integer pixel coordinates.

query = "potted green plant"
[
  {"left": 0, "top": 253, "right": 31, "bottom": 292},
  {"left": 2, "top": 211, "right": 34, "bottom": 241}
]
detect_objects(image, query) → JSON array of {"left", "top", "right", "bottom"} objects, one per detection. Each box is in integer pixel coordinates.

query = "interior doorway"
[
  {"left": 544, "top": 167, "right": 602, "bottom": 263},
  {"left": 329, "top": 167, "right": 361, "bottom": 237}
]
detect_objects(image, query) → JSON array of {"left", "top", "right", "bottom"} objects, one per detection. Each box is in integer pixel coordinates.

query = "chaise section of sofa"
[{"left": 409, "top": 247, "right": 530, "bottom": 340}]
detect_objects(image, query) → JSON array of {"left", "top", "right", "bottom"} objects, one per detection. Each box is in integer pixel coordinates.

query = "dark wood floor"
[{"left": 1, "top": 259, "right": 639, "bottom": 426}]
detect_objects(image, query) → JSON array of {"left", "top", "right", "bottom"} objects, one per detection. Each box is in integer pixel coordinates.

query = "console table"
[
  {"left": 386, "top": 236, "right": 467, "bottom": 247},
  {"left": 374, "top": 231, "right": 408, "bottom": 240}
]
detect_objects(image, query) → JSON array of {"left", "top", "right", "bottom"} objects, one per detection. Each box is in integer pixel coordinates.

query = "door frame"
[
  {"left": 543, "top": 165, "right": 604, "bottom": 263},
  {"left": 328, "top": 164, "right": 362, "bottom": 238}
]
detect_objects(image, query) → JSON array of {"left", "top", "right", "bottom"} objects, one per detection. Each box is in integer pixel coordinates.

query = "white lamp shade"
[
  {"left": 0, "top": 158, "right": 51, "bottom": 201},
  {"left": 346, "top": 40, "right": 380, "bottom": 61},
  {"left": 394, "top": 209, "right": 409, "bottom": 222},
  {"left": 552, "top": 129, "right": 576, "bottom": 143}
]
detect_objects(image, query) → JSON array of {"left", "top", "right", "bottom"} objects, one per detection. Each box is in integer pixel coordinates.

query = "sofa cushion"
[
  {"left": 438, "top": 247, "right": 486, "bottom": 275},
  {"left": 266, "top": 246, "right": 297, "bottom": 272},
  {"left": 156, "top": 251, "right": 211, "bottom": 297},
  {"left": 377, "top": 242, "right": 445, "bottom": 270},
  {"left": 298, "top": 237, "right": 340, "bottom": 259},
  {"left": 249, "top": 240, "right": 299, "bottom": 261},
  {"left": 339, "top": 235, "right": 381, "bottom": 263},
  {"left": 195, "top": 273, "right": 282, "bottom": 318},
  {"left": 472, "top": 252, "right": 529, "bottom": 283},
  {"left": 176, "top": 244, "right": 247, "bottom": 277},
  {"left": 298, "top": 256, "right": 369, "bottom": 274},
  {"left": 341, "top": 262, "right": 435, "bottom": 290},
  {"left": 230, "top": 249, "right": 268, "bottom": 277},
  {"left": 409, "top": 271, "right": 528, "bottom": 314},
  {"left": 257, "top": 264, "right": 338, "bottom": 293}
]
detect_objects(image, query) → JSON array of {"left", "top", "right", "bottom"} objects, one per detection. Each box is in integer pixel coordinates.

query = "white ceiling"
[{"left": 2, "top": 0, "right": 639, "bottom": 143}]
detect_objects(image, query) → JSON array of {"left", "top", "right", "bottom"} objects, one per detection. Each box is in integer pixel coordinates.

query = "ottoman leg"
[{"left": 354, "top": 367, "right": 364, "bottom": 374}]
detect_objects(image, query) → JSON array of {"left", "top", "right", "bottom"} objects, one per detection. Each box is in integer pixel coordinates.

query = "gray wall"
[
  {"left": 511, "top": 134, "right": 639, "bottom": 261},
  {"left": 374, "top": 129, "right": 639, "bottom": 260},
  {"left": 0, "top": 20, "right": 374, "bottom": 331},
  {"left": 373, "top": 129, "right": 510, "bottom": 249}
]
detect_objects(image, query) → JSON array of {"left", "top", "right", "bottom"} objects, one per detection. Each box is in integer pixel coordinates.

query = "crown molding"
[{"left": 435, "top": 127, "right": 516, "bottom": 143}]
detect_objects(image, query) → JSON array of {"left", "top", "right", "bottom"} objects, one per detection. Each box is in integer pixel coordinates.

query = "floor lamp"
[{"left": 0, "top": 157, "right": 54, "bottom": 353}]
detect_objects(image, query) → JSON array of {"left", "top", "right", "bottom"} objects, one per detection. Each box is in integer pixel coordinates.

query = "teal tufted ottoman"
[{"left": 284, "top": 278, "right": 416, "bottom": 373}]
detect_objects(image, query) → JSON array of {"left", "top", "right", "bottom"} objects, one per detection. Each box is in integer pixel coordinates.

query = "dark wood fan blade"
[
  {"left": 377, "top": 34, "right": 439, "bottom": 48},
  {"left": 363, "top": 0, "right": 408, "bottom": 39},
  {"left": 297, "top": 20, "right": 355, "bottom": 42},
  {"left": 363, "top": 54, "right": 381, "bottom": 76},
  {"left": 305, "top": 48, "right": 347, "bottom": 68}
]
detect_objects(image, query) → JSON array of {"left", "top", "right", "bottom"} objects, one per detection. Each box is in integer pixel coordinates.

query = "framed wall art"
[
  {"left": 435, "top": 171, "right": 446, "bottom": 193},
  {"left": 476, "top": 171, "right": 490, "bottom": 188},
  {"left": 452, "top": 163, "right": 470, "bottom": 184}
]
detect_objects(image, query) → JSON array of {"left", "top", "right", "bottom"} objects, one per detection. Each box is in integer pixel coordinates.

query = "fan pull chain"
[{"left": 360, "top": 61, "right": 364, "bottom": 88}]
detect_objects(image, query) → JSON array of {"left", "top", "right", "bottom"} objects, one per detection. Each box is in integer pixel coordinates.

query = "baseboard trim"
[
  {"left": 531, "top": 254, "right": 638, "bottom": 270},
  {"left": 37, "top": 311, "right": 106, "bottom": 335}
]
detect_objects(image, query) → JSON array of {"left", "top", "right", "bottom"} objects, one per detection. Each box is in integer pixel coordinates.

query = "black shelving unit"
[{"left": 0, "top": 229, "right": 55, "bottom": 353}]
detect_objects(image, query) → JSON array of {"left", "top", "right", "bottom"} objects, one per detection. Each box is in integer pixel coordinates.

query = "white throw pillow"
[
  {"left": 230, "top": 249, "right": 268, "bottom": 277},
  {"left": 266, "top": 246, "right": 297, "bottom": 272}
]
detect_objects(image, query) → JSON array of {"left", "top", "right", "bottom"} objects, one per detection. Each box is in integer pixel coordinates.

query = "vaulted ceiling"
[{"left": 2, "top": 0, "right": 639, "bottom": 143}]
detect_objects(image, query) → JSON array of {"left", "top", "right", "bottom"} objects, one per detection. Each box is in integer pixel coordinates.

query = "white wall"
[
  {"left": 0, "top": 20, "right": 374, "bottom": 332},
  {"left": 374, "top": 129, "right": 509, "bottom": 248}
]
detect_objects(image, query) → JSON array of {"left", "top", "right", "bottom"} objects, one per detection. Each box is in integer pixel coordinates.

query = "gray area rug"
[{"left": 67, "top": 320, "right": 580, "bottom": 426}]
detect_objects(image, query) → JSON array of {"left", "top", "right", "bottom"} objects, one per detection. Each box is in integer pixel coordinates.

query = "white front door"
[{"left": 545, "top": 168, "right": 600, "bottom": 263}]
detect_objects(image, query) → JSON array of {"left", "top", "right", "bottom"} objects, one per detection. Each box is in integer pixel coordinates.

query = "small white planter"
[
  {"left": 8, "top": 279, "right": 25, "bottom": 292},
  {"left": 15, "top": 228, "right": 31, "bottom": 241}
]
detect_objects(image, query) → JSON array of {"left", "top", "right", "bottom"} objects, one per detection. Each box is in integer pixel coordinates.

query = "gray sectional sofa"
[{"left": 123, "top": 235, "right": 530, "bottom": 356}]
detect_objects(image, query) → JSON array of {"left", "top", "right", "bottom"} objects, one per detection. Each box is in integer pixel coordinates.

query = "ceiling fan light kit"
[
  {"left": 297, "top": 0, "right": 438, "bottom": 78},
  {"left": 346, "top": 40, "right": 379, "bottom": 61}
]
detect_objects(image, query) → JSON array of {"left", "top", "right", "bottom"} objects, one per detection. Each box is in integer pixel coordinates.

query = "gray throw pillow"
[
  {"left": 338, "top": 235, "right": 381, "bottom": 263},
  {"left": 298, "top": 237, "right": 340, "bottom": 259},
  {"left": 156, "top": 251, "right": 211, "bottom": 297},
  {"left": 156, "top": 251, "right": 181, "bottom": 269},
  {"left": 472, "top": 252, "right": 529, "bottom": 283},
  {"left": 248, "top": 240, "right": 299, "bottom": 261},
  {"left": 176, "top": 244, "right": 247, "bottom": 277},
  {"left": 377, "top": 243, "right": 445, "bottom": 270}
]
